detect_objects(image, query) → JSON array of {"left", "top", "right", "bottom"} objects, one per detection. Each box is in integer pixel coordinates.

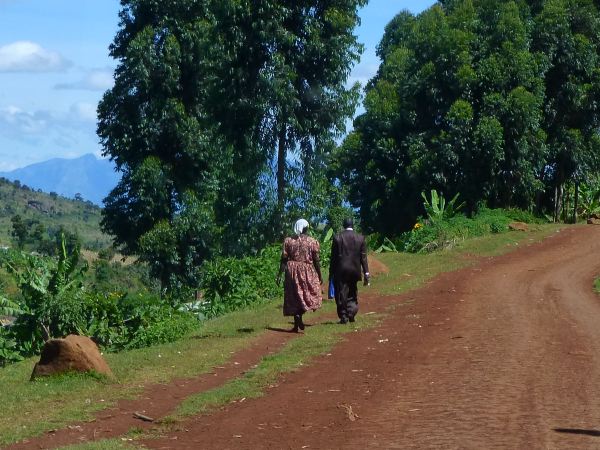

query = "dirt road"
[{"left": 144, "top": 226, "right": 600, "bottom": 449}]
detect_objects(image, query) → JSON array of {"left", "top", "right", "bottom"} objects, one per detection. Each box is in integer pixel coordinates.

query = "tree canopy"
[
  {"left": 336, "top": 0, "right": 600, "bottom": 234},
  {"left": 98, "top": 0, "right": 365, "bottom": 291}
]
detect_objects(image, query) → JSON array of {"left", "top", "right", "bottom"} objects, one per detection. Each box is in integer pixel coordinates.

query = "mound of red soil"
[
  {"left": 368, "top": 255, "right": 389, "bottom": 275},
  {"left": 31, "top": 335, "right": 113, "bottom": 380}
]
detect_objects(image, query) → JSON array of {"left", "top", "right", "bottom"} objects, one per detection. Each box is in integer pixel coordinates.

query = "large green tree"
[
  {"left": 99, "top": 0, "right": 366, "bottom": 290},
  {"left": 98, "top": 1, "right": 239, "bottom": 291},
  {"left": 336, "top": 0, "right": 600, "bottom": 234}
]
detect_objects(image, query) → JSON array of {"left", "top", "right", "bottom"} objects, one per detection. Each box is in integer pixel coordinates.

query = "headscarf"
[{"left": 294, "top": 218, "right": 309, "bottom": 236}]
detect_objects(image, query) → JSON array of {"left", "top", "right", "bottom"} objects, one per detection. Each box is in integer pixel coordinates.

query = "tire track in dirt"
[{"left": 142, "top": 226, "right": 600, "bottom": 449}]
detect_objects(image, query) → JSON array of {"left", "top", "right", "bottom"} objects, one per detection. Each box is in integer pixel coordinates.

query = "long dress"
[{"left": 282, "top": 234, "right": 322, "bottom": 316}]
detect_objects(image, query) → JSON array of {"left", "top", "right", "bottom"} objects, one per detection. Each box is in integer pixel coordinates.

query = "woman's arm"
[
  {"left": 312, "top": 241, "right": 323, "bottom": 284},
  {"left": 276, "top": 242, "right": 287, "bottom": 286}
]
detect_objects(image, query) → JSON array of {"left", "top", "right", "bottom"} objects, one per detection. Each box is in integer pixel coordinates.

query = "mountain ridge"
[{"left": 0, "top": 154, "right": 119, "bottom": 206}]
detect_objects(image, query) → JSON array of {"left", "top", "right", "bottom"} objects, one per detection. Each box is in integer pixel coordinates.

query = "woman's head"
[{"left": 294, "top": 218, "right": 309, "bottom": 236}]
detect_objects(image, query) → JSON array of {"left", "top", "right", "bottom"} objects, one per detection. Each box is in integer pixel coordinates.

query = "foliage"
[
  {"left": 0, "top": 294, "right": 22, "bottom": 317},
  {"left": 551, "top": 177, "right": 600, "bottom": 222},
  {"left": 88, "top": 258, "right": 157, "bottom": 295},
  {"left": 197, "top": 245, "right": 281, "bottom": 319},
  {"left": 0, "top": 177, "right": 110, "bottom": 250},
  {"left": 253, "top": 0, "right": 367, "bottom": 232},
  {"left": 98, "top": 0, "right": 368, "bottom": 290},
  {"left": 0, "top": 242, "right": 196, "bottom": 365},
  {"left": 399, "top": 208, "right": 534, "bottom": 253},
  {"left": 421, "top": 190, "right": 465, "bottom": 223},
  {"left": 336, "top": 0, "right": 600, "bottom": 234},
  {"left": 98, "top": 1, "right": 252, "bottom": 290},
  {"left": 577, "top": 181, "right": 600, "bottom": 218},
  {"left": 0, "top": 327, "right": 22, "bottom": 367},
  {"left": 374, "top": 237, "right": 398, "bottom": 253},
  {"left": 1, "top": 236, "right": 89, "bottom": 355},
  {"left": 110, "top": 292, "right": 198, "bottom": 351}
]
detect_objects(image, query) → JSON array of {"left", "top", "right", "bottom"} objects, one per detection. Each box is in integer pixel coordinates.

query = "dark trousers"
[{"left": 334, "top": 279, "right": 359, "bottom": 320}]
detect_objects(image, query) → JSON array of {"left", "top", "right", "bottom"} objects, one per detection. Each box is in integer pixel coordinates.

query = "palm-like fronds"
[{"left": 0, "top": 296, "right": 22, "bottom": 317}]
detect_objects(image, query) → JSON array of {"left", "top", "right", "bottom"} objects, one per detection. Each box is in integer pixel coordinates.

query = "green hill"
[{"left": 0, "top": 177, "right": 112, "bottom": 250}]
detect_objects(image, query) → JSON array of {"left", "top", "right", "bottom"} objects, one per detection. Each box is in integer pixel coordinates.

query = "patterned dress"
[{"left": 282, "top": 234, "right": 322, "bottom": 316}]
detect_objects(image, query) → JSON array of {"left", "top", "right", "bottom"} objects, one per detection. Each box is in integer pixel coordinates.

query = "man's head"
[{"left": 343, "top": 217, "right": 353, "bottom": 229}]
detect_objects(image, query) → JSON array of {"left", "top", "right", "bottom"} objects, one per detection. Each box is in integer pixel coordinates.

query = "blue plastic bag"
[{"left": 328, "top": 278, "right": 335, "bottom": 299}]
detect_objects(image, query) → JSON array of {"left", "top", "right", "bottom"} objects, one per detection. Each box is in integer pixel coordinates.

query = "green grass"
[
  {"left": 594, "top": 278, "right": 600, "bottom": 295},
  {"left": 0, "top": 223, "right": 563, "bottom": 446},
  {"left": 59, "top": 439, "right": 142, "bottom": 450}
]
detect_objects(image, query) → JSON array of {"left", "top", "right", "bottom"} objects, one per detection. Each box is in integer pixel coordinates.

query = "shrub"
[
  {"left": 398, "top": 208, "right": 529, "bottom": 253},
  {"left": 124, "top": 312, "right": 198, "bottom": 350},
  {"left": 198, "top": 244, "right": 281, "bottom": 319}
]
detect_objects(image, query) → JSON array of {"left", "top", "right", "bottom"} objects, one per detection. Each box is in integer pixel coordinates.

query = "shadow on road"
[
  {"left": 266, "top": 326, "right": 297, "bottom": 333},
  {"left": 554, "top": 428, "right": 600, "bottom": 437}
]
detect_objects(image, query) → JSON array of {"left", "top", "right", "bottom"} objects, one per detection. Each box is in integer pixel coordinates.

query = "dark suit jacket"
[{"left": 330, "top": 229, "right": 369, "bottom": 283}]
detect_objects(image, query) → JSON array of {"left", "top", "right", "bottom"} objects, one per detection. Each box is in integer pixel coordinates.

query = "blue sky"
[{"left": 0, "top": 0, "right": 435, "bottom": 171}]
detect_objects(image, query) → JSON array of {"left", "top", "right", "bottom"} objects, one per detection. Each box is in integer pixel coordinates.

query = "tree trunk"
[
  {"left": 573, "top": 181, "right": 579, "bottom": 223},
  {"left": 276, "top": 126, "right": 287, "bottom": 230},
  {"left": 553, "top": 185, "right": 559, "bottom": 222},
  {"left": 563, "top": 184, "right": 570, "bottom": 223}
]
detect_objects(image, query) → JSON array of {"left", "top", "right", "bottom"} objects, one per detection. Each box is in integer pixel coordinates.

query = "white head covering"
[{"left": 294, "top": 218, "right": 309, "bottom": 236}]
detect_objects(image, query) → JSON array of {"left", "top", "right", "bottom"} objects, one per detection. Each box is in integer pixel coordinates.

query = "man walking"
[{"left": 329, "top": 218, "right": 369, "bottom": 324}]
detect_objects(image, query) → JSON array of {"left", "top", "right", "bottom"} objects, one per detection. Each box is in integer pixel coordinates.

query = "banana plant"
[
  {"left": 0, "top": 296, "right": 22, "bottom": 317},
  {"left": 577, "top": 182, "right": 600, "bottom": 219},
  {"left": 421, "top": 189, "right": 465, "bottom": 223}
]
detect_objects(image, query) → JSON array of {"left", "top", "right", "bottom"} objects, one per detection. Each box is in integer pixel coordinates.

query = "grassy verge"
[
  {"left": 2, "top": 224, "right": 562, "bottom": 446},
  {"left": 595, "top": 278, "right": 600, "bottom": 295},
  {"left": 59, "top": 439, "right": 142, "bottom": 450}
]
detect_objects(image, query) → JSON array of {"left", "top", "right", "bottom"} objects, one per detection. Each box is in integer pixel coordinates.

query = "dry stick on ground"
[{"left": 133, "top": 412, "right": 155, "bottom": 422}]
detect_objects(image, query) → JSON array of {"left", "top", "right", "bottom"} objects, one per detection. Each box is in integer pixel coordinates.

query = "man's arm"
[{"left": 360, "top": 235, "right": 370, "bottom": 285}]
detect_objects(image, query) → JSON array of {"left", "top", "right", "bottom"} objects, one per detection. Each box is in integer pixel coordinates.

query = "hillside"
[
  {"left": 0, "top": 177, "right": 112, "bottom": 250},
  {"left": 0, "top": 154, "right": 119, "bottom": 206}
]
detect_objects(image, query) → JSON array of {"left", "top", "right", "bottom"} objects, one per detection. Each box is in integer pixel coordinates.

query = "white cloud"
[
  {"left": 0, "top": 102, "right": 97, "bottom": 149},
  {"left": 0, "top": 102, "right": 101, "bottom": 170},
  {"left": 0, "top": 41, "right": 71, "bottom": 72},
  {"left": 0, "top": 105, "right": 52, "bottom": 135},
  {"left": 69, "top": 102, "right": 97, "bottom": 122},
  {"left": 55, "top": 68, "right": 114, "bottom": 91}
]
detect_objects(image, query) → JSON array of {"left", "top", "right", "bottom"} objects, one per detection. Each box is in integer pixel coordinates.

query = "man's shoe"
[
  {"left": 349, "top": 316, "right": 355, "bottom": 323},
  {"left": 298, "top": 317, "right": 305, "bottom": 330}
]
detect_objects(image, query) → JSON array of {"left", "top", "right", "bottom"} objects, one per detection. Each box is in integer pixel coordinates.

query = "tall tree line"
[
  {"left": 98, "top": 0, "right": 365, "bottom": 291},
  {"left": 336, "top": 0, "right": 600, "bottom": 234}
]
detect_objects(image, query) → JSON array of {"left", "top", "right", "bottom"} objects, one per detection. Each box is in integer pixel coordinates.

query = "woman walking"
[{"left": 277, "top": 219, "right": 323, "bottom": 332}]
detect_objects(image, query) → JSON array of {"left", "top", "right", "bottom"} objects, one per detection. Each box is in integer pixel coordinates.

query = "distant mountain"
[{"left": 0, "top": 154, "right": 120, "bottom": 206}]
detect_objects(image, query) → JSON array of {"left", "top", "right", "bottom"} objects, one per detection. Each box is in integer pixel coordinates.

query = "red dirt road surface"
[{"left": 143, "top": 226, "right": 600, "bottom": 449}]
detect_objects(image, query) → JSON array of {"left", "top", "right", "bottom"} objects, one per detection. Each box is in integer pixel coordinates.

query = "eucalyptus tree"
[{"left": 257, "top": 0, "right": 367, "bottom": 231}]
